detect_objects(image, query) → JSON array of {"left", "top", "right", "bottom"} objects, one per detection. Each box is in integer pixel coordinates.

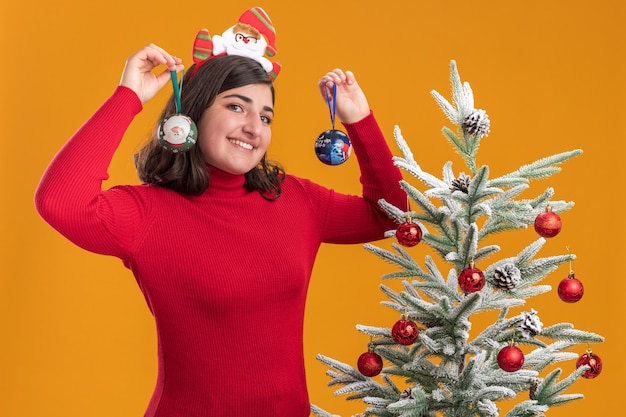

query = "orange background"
[{"left": 1, "top": 1, "right": 624, "bottom": 416}]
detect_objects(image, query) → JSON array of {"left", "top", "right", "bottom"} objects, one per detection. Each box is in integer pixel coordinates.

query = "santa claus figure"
[{"left": 191, "top": 7, "right": 281, "bottom": 80}]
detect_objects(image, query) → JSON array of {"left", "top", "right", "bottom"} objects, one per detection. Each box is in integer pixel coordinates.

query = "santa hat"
[{"left": 238, "top": 7, "right": 277, "bottom": 57}]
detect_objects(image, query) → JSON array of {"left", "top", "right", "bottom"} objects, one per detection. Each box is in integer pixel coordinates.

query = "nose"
[{"left": 242, "top": 113, "right": 262, "bottom": 137}]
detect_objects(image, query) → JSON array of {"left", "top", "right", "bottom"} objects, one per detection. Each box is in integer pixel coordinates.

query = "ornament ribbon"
[
  {"left": 170, "top": 70, "right": 184, "bottom": 114},
  {"left": 325, "top": 83, "right": 338, "bottom": 131}
]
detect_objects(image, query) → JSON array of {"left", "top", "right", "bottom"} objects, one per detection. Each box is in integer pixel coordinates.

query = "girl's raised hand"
[
  {"left": 119, "top": 44, "right": 183, "bottom": 104},
  {"left": 318, "top": 69, "right": 370, "bottom": 124}
]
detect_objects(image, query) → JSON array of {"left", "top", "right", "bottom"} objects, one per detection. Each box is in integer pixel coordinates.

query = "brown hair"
[{"left": 134, "top": 55, "right": 284, "bottom": 199}]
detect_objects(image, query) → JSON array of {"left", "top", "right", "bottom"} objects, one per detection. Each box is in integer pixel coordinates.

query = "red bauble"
[
  {"left": 497, "top": 345, "right": 525, "bottom": 372},
  {"left": 534, "top": 207, "right": 562, "bottom": 238},
  {"left": 458, "top": 266, "right": 486, "bottom": 293},
  {"left": 357, "top": 351, "right": 383, "bottom": 377},
  {"left": 396, "top": 220, "right": 422, "bottom": 247},
  {"left": 558, "top": 273, "right": 584, "bottom": 303},
  {"left": 392, "top": 318, "right": 419, "bottom": 345},
  {"left": 576, "top": 351, "right": 603, "bottom": 379}
]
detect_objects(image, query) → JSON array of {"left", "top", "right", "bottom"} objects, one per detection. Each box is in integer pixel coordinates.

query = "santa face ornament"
[{"left": 158, "top": 114, "right": 198, "bottom": 153}]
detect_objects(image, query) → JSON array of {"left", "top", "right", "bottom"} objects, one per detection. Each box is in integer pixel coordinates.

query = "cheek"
[
  {"left": 196, "top": 130, "right": 218, "bottom": 158},
  {"left": 262, "top": 128, "right": 272, "bottom": 147},
  {"left": 196, "top": 118, "right": 218, "bottom": 147}
]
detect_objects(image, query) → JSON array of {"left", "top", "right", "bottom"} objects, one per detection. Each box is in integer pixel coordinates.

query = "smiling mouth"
[{"left": 229, "top": 139, "right": 254, "bottom": 150}]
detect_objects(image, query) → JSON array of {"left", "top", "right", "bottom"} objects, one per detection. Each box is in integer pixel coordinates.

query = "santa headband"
[{"left": 190, "top": 7, "right": 281, "bottom": 81}]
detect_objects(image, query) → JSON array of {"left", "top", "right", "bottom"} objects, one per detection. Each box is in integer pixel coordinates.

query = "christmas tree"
[{"left": 311, "top": 61, "right": 604, "bottom": 417}]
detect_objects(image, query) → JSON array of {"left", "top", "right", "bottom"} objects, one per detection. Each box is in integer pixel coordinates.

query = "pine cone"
[
  {"left": 529, "top": 378, "right": 540, "bottom": 400},
  {"left": 519, "top": 309, "right": 543, "bottom": 339},
  {"left": 462, "top": 109, "right": 490, "bottom": 138},
  {"left": 450, "top": 174, "right": 471, "bottom": 193},
  {"left": 493, "top": 264, "right": 521, "bottom": 290},
  {"left": 399, "top": 388, "right": 414, "bottom": 400}
]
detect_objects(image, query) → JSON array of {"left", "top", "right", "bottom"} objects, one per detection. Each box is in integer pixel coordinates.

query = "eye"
[
  {"left": 260, "top": 115, "right": 273, "bottom": 125},
  {"left": 228, "top": 104, "right": 244, "bottom": 112}
]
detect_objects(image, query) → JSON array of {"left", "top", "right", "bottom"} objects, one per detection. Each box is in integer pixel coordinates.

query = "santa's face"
[
  {"left": 162, "top": 115, "right": 192, "bottom": 145},
  {"left": 223, "top": 25, "right": 267, "bottom": 59}
]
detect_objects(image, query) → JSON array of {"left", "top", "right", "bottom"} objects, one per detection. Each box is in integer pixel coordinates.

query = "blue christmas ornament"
[
  {"left": 315, "top": 83, "right": 352, "bottom": 166},
  {"left": 314, "top": 129, "right": 352, "bottom": 166}
]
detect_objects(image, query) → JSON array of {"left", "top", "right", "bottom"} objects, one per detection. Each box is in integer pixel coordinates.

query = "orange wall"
[{"left": 1, "top": 1, "right": 623, "bottom": 416}]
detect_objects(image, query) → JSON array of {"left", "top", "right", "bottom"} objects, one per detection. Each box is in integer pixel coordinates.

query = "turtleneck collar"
[{"left": 202, "top": 164, "right": 249, "bottom": 198}]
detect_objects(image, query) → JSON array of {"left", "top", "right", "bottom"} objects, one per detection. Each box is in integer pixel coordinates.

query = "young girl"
[{"left": 35, "top": 11, "right": 406, "bottom": 417}]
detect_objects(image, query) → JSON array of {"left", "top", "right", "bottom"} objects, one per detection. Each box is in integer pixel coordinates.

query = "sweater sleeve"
[
  {"left": 302, "top": 111, "right": 406, "bottom": 244},
  {"left": 34, "top": 86, "right": 146, "bottom": 261}
]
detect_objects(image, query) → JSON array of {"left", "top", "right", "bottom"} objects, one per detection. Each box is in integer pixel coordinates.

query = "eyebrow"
[{"left": 223, "top": 93, "right": 274, "bottom": 115}]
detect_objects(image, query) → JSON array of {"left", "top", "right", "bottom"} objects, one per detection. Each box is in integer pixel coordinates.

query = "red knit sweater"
[{"left": 35, "top": 86, "right": 405, "bottom": 417}]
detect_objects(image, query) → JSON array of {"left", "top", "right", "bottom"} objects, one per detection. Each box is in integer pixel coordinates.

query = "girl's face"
[{"left": 197, "top": 83, "right": 274, "bottom": 175}]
